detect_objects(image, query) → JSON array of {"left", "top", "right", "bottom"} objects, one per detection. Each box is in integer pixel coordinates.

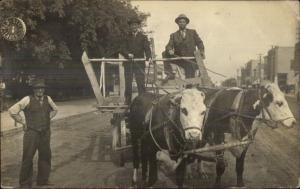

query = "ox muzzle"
[{"left": 184, "top": 126, "right": 202, "bottom": 141}]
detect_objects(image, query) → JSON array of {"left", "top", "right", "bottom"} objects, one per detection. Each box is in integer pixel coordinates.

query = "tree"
[
  {"left": 0, "top": 0, "right": 148, "bottom": 68},
  {"left": 0, "top": 0, "right": 149, "bottom": 99}
]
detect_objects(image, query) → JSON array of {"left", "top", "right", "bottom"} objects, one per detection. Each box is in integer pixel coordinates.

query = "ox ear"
[
  {"left": 200, "top": 91, "right": 205, "bottom": 98},
  {"left": 170, "top": 93, "right": 182, "bottom": 105},
  {"left": 253, "top": 100, "right": 261, "bottom": 110}
]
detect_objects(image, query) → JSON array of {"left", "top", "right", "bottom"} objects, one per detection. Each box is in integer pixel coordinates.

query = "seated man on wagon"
[{"left": 162, "top": 14, "right": 205, "bottom": 82}]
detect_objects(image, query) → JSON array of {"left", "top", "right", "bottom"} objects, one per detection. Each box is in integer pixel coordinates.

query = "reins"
[
  {"left": 146, "top": 103, "right": 185, "bottom": 157},
  {"left": 142, "top": 93, "right": 199, "bottom": 157}
]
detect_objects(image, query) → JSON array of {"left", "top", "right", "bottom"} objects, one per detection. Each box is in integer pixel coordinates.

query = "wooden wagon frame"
[{"left": 81, "top": 44, "right": 252, "bottom": 166}]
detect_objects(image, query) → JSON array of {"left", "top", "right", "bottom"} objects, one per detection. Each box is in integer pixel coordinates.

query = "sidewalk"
[{"left": 0, "top": 98, "right": 98, "bottom": 134}]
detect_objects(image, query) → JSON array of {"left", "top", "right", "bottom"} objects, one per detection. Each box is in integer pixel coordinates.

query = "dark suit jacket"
[
  {"left": 166, "top": 29, "right": 204, "bottom": 56},
  {"left": 121, "top": 32, "right": 152, "bottom": 61}
]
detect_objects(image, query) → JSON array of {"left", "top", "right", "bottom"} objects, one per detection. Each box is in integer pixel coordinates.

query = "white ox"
[
  {"left": 130, "top": 88, "right": 207, "bottom": 187},
  {"left": 257, "top": 82, "right": 296, "bottom": 127},
  {"left": 172, "top": 88, "right": 207, "bottom": 140}
]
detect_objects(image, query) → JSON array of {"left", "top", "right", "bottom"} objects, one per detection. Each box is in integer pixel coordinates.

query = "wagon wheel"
[
  {"left": 120, "top": 119, "right": 127, "bottom": 146},
  {"left": 112, "top": 116, "right": 128, "bottom": 149},
  {"left": 111, "top": 114, "right": 126, "bottom": 167},
  {"left": 111, "top": 124, "right": 120, "bottom": 151}
]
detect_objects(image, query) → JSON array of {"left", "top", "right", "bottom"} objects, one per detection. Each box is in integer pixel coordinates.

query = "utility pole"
[
  {"left": 236, "top": 68, "right": 240, "bottom": 87},
  {"left": 258, "top": 53, "right": 262, "bottom": 84}
]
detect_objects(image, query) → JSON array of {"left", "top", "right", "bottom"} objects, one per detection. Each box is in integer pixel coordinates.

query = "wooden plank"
[
  {"left": 99, "top": 62, "right": 103, "bottom": 95},
  {"left": 102, "top": 62, "right": 106, "bottom": 98},
  {"left": 184, "top": 140, "right": 252, "bottom": 154},
  {"left": 89, "top": 57, "right": 195, "bottom": 62},
  {"left": 119, "top": 54, "right": 125, "bottom": 103},
  {"left": 194, "top": 50, "right": 213, "bottom": 87},
  {"left": 115, "top": 145, "right": 132, "bottom": 151},
  {"left": 81, "top": 51, "right": 104, "bottom": 105},
  {"left": 150, "top": 37, "right": 159, "bottom": 94},
  {"left": 97, "top": 105, "right": 128, "bottom": 109}
]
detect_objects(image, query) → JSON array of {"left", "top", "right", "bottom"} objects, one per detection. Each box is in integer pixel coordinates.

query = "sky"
[{"left": 131, "top": 0, "right": 300, "bottom": 83}]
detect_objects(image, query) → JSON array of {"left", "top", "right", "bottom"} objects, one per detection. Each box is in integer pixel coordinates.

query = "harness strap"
[
  {"left": 147, "top": 105, "right": 183, "bottom": 157},
  {"left": 231, "top": 90, "right": 243, "bottom": 111},
  {"left": 203, "top": 88, "right": 226, "bottom": 127}
]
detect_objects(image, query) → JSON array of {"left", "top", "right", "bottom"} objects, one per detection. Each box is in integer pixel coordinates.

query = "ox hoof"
[
  {"left": 131, "top": 181, "right": 138, "bottom": 188},
  {"left": 146, "top": 179, "right": 157, "bottom": 188},
  {"left": 236, "top": 177, "right": 245, "bottom": 187},
  {"left": 141, "top": 179, "right": 148, "bottom": 187},
  {"left": 185, "top": 168, "right": 193, "bottom": 180},
  {"left": 237, "top": 181, "right": 245, "bottom": 187},
  {"left": 214, "top": 179, "right": 222, "bottom": 188}
]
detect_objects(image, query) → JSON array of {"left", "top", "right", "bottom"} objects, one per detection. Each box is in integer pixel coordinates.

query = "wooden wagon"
[{"left": 81, "top": 39, "right": 251, "bottom": 167}]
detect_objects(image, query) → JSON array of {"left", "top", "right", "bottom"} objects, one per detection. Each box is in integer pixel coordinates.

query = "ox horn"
[{"left": 170, "top": 93, "right": 182, "bottom": 105}]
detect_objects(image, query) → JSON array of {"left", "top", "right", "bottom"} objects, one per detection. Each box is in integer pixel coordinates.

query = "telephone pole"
[{"left": 258, "top": 53, "right": 262, "bottom": 84}]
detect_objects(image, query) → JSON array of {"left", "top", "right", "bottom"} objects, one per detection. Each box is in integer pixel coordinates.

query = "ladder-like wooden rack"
[{"left": 81, "top": 43, "right": 212, "bottom": 111}]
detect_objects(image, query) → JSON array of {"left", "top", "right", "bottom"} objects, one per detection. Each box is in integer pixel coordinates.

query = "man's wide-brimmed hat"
[
  {"left": 175, "top": 14, "right": 190, "bottom": 24},
  {"left": 128, "top": 17, "right": 142, "bottom": 25},
  {"left": 32, "top": 79, "right": 46, "bottom": 88}
]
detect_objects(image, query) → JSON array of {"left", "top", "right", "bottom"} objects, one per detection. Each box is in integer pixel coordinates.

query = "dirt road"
[{"left": 1, "top": 99, "right": 299, "bottom": 188}]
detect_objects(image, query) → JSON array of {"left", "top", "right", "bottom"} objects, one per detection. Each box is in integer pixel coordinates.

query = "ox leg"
[
  {"left": 131, "top": 138, "right": 140, "bottom": 187},
  {"left": 176, "top": 158, "right": 186, "bottom": 188},
  {"left": 147, "top": 152, "right": 158, "bottom": 187},
  {"left": 141, "top": 139, "right": 148, "bottom": 185},
  {"left": 236, "top": 149, "right": 247, "bottom": 187},
  {"left": 215, "top": 150, "right": 226, "bottom": 188}
]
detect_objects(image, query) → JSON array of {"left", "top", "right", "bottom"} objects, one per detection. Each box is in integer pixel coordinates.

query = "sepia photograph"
[{"left": 1, "top": 0, "right": 299, "bottom": 188}]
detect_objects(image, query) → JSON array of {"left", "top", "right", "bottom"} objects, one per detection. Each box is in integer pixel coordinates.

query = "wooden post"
[
  {"left": 99, "top": 62, "right": 103, "bottom": 96},
  {"left": 194, "top": 50, "right": 213, "bottom": 87},
  {"left": 150, "top": 37, "right": 159, "bottom": 94},
  {"left": 119, "top": 54, "right": 125, "bottom": 103},
  {"left": 81, "top": 51, "right": 104, "bottom": 105},
  {"left": 102, "top": 62, "right": 106, "bottom": 98}
]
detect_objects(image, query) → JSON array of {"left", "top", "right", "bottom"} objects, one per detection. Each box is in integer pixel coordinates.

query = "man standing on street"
[
  {"left": 121, "top": 17, "right": 152, "bottom": 105},
  {"left": 9, "top": 79, "right": 58, "bottom": 188},
  {"left": 162, "top": 14, "right": 205, "bottom": 81}
]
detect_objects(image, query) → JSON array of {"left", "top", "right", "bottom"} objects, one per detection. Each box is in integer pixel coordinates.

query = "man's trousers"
[
  {"left": 124, "top": 61, "right": 146, "bottom": 104},
  {"left": 162, "top": 51, "right": 197, "bottom": 79},
  {"left": 19, "top": 129, "right": 51, "bottom": 186}
]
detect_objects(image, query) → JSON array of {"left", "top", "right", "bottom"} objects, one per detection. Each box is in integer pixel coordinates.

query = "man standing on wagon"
[
  {"left": 8, "top": 79, "right": 58, "bottom": 188},
  {"left": 121, "top": 17, "right": 152, "bottom": 105},
  {"left": 162, "top": 14, "right": 205, "bottom": 81}
]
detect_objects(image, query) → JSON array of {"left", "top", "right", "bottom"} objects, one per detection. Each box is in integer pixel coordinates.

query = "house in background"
[
  {"left": 264, "top": 46, "right": 295, "bottom": 91},
  {"left": 291, "top": 41, "right": 300, "bottom": 100},
  {"left": 241, "top": 59, "right": 259, "bottom": 87}
]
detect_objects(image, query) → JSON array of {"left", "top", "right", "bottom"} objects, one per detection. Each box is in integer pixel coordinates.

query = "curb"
[{"left": 0, "top": 110, "right": 99, "bottom": 137}]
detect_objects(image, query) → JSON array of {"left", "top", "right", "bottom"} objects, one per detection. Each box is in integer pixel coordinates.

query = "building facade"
[
  {"left": 291, "top": 41, "right": 300, "bottom": 99},
  {"left": 240, "top": 59, "right": 260, "bottom": 86},
  {"left": 264, "top": 46, "right": 295, "bottom": 90}
]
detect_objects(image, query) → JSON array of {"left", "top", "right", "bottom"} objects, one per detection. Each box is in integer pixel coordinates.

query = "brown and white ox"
[
  {"left": 198, "top": 81, "right": 296, "bottom": 188},
  {"left": 128, "top": 88, "right": 207, "bottom": 187}
]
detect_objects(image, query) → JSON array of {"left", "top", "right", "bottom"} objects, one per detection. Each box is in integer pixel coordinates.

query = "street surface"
[{"left": 1, "top": 98, "right": 299, "bottom": 188}]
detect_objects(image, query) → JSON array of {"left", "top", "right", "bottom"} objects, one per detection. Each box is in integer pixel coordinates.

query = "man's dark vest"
[{"left": 24, "top": 96, "right": 52, "bottom": 132}]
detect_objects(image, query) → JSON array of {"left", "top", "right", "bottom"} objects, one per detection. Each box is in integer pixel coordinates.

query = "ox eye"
[
  {"left": 276, "top": 101, "right": 283, "bottom": 107},
  {"left": 181, "top": 108, "right": 188, "bottom": 116},
  {"left": 201, "top": 111, "right": 206, "bottom": 115}
]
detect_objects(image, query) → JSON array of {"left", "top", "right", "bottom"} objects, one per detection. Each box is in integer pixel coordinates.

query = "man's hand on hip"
[
  {"left": 22, "top": 123, "right": 27, "bottom": 131},
  {"left": 200, "top": 52, "right": 206, "bottom": 59},
  {"left": 168, "top": 49, "right": 174, "bottom": 56},
  {"left": 147, "top": 58, "right": 153, "bottom": 64},
  {"left": 128, "top": 53, "right": 134, "bottom": 59}
]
